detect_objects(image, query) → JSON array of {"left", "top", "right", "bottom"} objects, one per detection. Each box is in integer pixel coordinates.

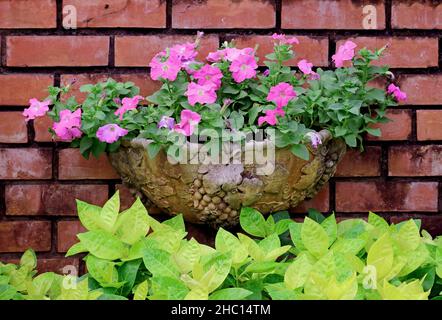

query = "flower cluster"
[{"left": 24, "top": 33, "right": 404, "bottom": 160}]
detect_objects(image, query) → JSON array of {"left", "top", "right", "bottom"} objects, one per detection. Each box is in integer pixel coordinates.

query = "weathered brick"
[
  {"left": 37, "top": 257, "right": 80, "bottom": 274},
  {"left": 172, "top": 0, "right": 276, "bottom": 29},
  {"left": 336, "top": 147, "right": 381, "bottom": 177},
  {"left": 0, "top": 0, "right": 56, "bottom": 29},
  {"left": 0, "top": 221, "right": 51, "bottom": 252},
  {"left": 282, "top": 0, "right": 385, "bottom": 29},
  {"left": 5, "top": 184, "right": 109, "bottom": 216},
  {"left": 367, "top": 109, "right": 412, "bottom": 141},
  {"left": 232, "top": 35, "right": 329, "bottom": 67},
  {"left": 57, "top": 220, "right": 86, "bottom": 253},
  {"left": 0, "top": 74, "right": 53, "bottom": 106},
  {"left": 63, "top": 0, "right": 166, "bottom": 28},
  {"left": 336, "top": 37, "right": 438, "bottom": 68},
  {"left": 58, "top": 148, "right": 119, "bottom": 180},
  {"left": 389, "top": 145, "right": 442, "bottom": 176},
  {"left": 392, "top": 1, "right": 442, "bottom": 29},
  {"left": 0, "top": 148, "right": 52, "bottom": 179},
  {"left": 0, "top": 112, "right": 28, "bottom": 143},
  {"left": 115, "top": 35, "right": 219, "bottom": 66},
  {"left": 417, "top": 110, "right": 442, "bottom": 141},
  {"left": 399, "top": 75, "right": 442, "bottom": 105},
  {"left": 7, "top": 36, "right": 110, "bottom": 67},
  {"left": 336, "top": 181, "right": 438, "bottom": 212},
  {"left": 291, "top": 184, "right": 329, "bottom": 213},
  {"left": 34, "top": 115, "right": 55, "bottom": 142}
]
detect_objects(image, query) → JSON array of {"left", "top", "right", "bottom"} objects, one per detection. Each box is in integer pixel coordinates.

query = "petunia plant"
[{"left": 23, "top": 33, "right": 405, "bottom": 160}]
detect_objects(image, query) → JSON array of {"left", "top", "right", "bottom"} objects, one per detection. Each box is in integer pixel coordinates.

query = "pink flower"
[
  {"left": 170, "top": 42, "right": 198, "bottom": 62},
  {"left": 185, "top": 82, "right": 217, "bottom": 106},
  {"left": 207, "top": 49, "right": 227, "bottom": 62},
  {"left": 258, "top": 107, "right": 285, "bottom": 126},
  {"left": 332, "top": 41, "right": 357, "bottom": 68},
  {"left": 174, "top": 109, "right": 201, "bottom": 136},
  {"left": 52, "top": 109, "right": 82, "bottom": 142},
  {"left": 271, "top": 33, "right": 299, "bottom": 45},
  {"left": 266, "top": 82, "right": 297, "bottom": 108},
  {"left": 263, "top": 69, "right": 270, "bottom": 77},
  {"left": 305, "top": 132, "right": 322, "bottom": 149},
  {"left": 387, "top": 84, "right": 407, "bottom": 102},
  {"left": 229, "top": 53, "right": 258, "bottom": 83},
  {"left": 149, "top": 51, "right": 182, "bottom": 81},
  {"left": 96, "top": 124, "right": 128, "bottom": 144},
  {"left": 23, "top": 98, "right": 50, "bottom": 122},
  {"left": 183, "top": 61, "right": 203, "bottom": 75},
  {"left": 158, "top": 116, "right": 175, "bottom": 130},
  {"left": 225, "top": 47, "right": 254, "bottom": 62},
  {"left": 193, "top": 64, "right": 223, "bottom": 89},
  {"left": 298, "top": 59, "right": 320, "bottom": 80},
  {"left": 114, "top": 95, "right": 143, "bottom": 120}
]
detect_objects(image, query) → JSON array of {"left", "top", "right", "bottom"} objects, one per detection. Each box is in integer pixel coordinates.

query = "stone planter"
[{"left": 109, "top": 130, "right": 346, "bottom": 228}]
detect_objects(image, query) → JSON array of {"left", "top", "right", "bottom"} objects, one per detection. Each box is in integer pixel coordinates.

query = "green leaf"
[
  {"left": 0, "top": 285, "right": 17, "bottom": 300},
  {"left": 174, "top": 238, "right": 201, "bottom": 273},
  {"left": 284, "top": 255, "right": 313, "bottom": 290},
  {"left": 20, "top": 249, "right": 37, "bottom": 270},
  {"left": 301, "top": 217, "right": 329, "bottom": 259},
  {"left": 31, "top": 272, "right": 56, "bottom": 296},
  {"left": 66, "top": 242, "right": 88, "bottom": 257},
  {"left": 209, "top": 288, "right": 253, "bottom": 300},
  {"left": 150, "top": 276, "right": 189, "bottom": 300},
  {"left": 307, "top": 208, "right": 325, "bottom": 223},
  {"left": 98, "top": 191, "right": 120, "bottom": 232},
  {"left": 86, "top": 255, "right": 121, "bottom": 288},
  {"left": 366, "top": 128, "right": 381, "bottom": 137},
  {"left": 143, "top": 249, "right": 180, "bottom": 279},
  {"left": 240, "top": 207, "right": 268, "bottom": 238},
  {"left": 118, "top": 259, "right": 142, "bottom": 297},
  {"left": 367, "top": 233, "right": 394, "bottom": 281},
  {"left": 78, "top": 231, "right": 128, "bottom": 260},
  {"left": 76, "top": 200, "right": 102, "bottom": 231},
  {"left": 290, "top": 144, "right": 309, "bottom": 161},
  {"left": 133, "top": 280, "right": 148, "bottom": 300},
  {"left": 113, "top": 198, "right": 150, "bottom": 245},
  {"left": 344, "top": 134, "right": 357, "bottom": 147},
  {"left": 147, "top": 143, "right": 162, "bottom": 159},
  {"left": 215, "top": 228, "right": 247, "bottom": 265},
  {"left": 321, "top": 214, "right": 337, "bottom": 246},
  {"left": 79, "top": 136, "right": 94, "bottom": 156}
]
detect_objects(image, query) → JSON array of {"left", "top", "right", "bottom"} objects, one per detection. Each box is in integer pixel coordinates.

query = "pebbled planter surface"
[{"left": 109, "top": 130, "right": 346, "bottom": 228}]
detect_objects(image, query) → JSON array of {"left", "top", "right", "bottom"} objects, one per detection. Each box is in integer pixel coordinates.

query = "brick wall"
[{"left": 0, "top": 0, "right": 441, "bottom": 273}]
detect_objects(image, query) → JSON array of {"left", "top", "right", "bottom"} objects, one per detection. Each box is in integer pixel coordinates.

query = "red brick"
[
  {"left": 336, "top": 147, "right": 381, "bottom": 177},
  {"left": 5, "top": 184, "right": 109, "bottom": 216},
  {"left": 0, "top": 221, "right": 51, "bottom": 252},
  {"left": 282, "top": 0, "right": 386, "bottom": 30},
  {"left": 58, "top": 148, "right": 119, "bottom": 180},
  {"left": 388, "top": 145, "right": 442, "bottom": 177},
  {"left": 367, "top": 109, "right": 412, "bottom": 141},
  {"left": 63, "top": 0, "right": 166, "bottom": 28},
  {"left": 336, "top": 37, "right": 438, "bottom": 68},
  {"left": 336, "top": 181, "right": 438, "bottom": 212},
  {"left": 0, "top": 148, "right": 52, "bottom": 179},
  {"left": 57, "top": 220, "right": 86, "bottom": 253},
  {"left": 0, "top": 0, "right": 56, "bottom": 29},
  {"left": 34, "top": 115, "right": 55, "bottom": 142},
  {"left": 0, "top": 74, "right": 53, "bottom": 106},
  {"left": 0, "top": 112, "right": 28, "bottom": 143},
  {"left": 232, "top": 35, "right": 329, "bottom": 67},
  {"left": 60, "top": 74, "right": 161, "bottom": 102},
  {"left": 417, "top": 110, "right": 442, "bottom": 141},
  {"left": 172, "top": 0, "right": 275, "bottom": 29},
  {"left": 291, "top": 184, "right": 329, "bottom": 213},
  {"left": 115, "top": 35, "right": 219, "bottom": 67},
  {"left": 6, "top": 36, "right": 110, "bottom": 67},
  {"left": 392, "top": 1, "right": 442, "bottom": 29},
  {"left": 37, "top": 258, "right": 80, "bottom": 274},
  {"left": 399, "top": 75, "right": 442, "bottom": 105}
]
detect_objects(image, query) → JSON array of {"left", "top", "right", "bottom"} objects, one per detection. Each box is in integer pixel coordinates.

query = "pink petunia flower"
[
  {"left": 114, "top": 95, "right": 143, "bottom": 120},
  {"left": 258, "top": 107, "right": 285, "bottom": 126},
  {"left": 207, "top": 49, "right": 227, "bottom": 62},
  {"left": 387, "top": 84, "right": 407, "bottom": 102},
  {"left": 157, "top": 116, "right": 175, "bottom": 130},
  {"left": 170, "top": 42, "right": 198, "bottom": 62},
  {"left": 297, "top": 59, "right": 320, "bottom": 80},
  {"left": 229, "top": 53, "right": 258, "bottom": 83},
  {"left": 263, "top": 69, "right": 270, "bottom": 77},
  {"left": 305, "top": 132, "right": 322, "bottom": 149},
  {"left": 185, "top": 82, "right": 217, "bottom": 106},
  {"left": 174, "top": 109, "right": 201, "bottom": 136},
  {"left": 23, "top": 98, "right": 50, "bottom": 122},
  {"left": 96, "top": 124, "right": 128, "bottom": 143},
  {"left": 193, "top": 64, "right": 223, "bottom": 89},
  {"left": 271, "top": 33, "right": 299, "bottom": 45},
  {"left": 149, "top": 51, "right": 182, "bottom": 81},
  {"left": 266, "top": 82, "right": 297, "bottom": 108},
  {"left": 52, "top": 109, "right": 82, "bottom": 142},
  {"left": 332, "top": 41, "right": 357, "bottom": 68}
]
